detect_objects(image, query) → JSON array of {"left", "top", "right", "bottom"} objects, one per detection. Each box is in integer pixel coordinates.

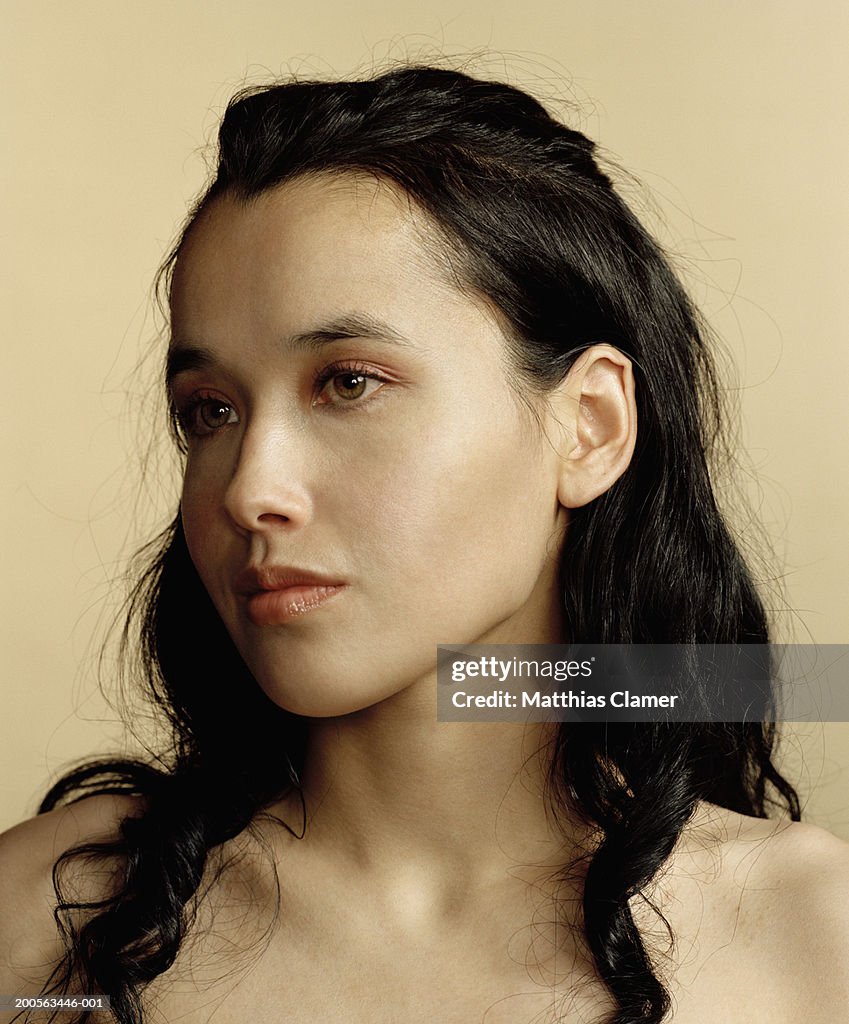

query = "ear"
[{"left": 547, "top": 344, "right": 637, "bottom": 509}]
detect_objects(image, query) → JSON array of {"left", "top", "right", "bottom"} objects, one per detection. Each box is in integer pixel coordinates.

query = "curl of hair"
[{"left": 34, "top": 64, "right": 799, "bottom": 1024}]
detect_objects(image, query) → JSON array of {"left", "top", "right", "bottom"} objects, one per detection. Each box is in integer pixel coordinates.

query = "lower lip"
[{"left": 245, "top": 584, "right": 346, "bottom": 626}]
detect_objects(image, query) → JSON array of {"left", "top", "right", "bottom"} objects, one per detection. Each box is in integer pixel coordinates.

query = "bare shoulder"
[
  {"left": 663, "top": 802, "right": 849, "bottom": 1021},
  {"left": 0, "top": 793, "right": 144, "bottom": 993},
  {"left": 685, "top": 799, "right": 849, "bottom": 897},
  {"left": 731, "top": 811, "right": 849, "bottom": 986}
]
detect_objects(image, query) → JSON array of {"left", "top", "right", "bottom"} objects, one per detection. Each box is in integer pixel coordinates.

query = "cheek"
[
  {"left": 345, "top": 406, "right": 558, "bottom": 597},
  {"left": 179, "top": 471, "right": 223, "bottom": 583}
]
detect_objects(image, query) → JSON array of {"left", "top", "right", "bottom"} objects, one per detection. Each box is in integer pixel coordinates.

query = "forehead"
[{"left": 169, "top": 173, "right": 463, "bottom": 335}]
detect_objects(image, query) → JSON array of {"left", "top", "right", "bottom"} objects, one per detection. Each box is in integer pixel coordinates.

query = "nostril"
[{"left": 221, "top": 445, "right": 311, "bottom": 530}]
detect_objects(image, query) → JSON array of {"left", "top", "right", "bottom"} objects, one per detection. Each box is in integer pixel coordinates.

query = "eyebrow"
[
  {"left": 288, "top": 312, "right": 412, "bottom": 352},
  {"left": 166, "top": 312, "right": 412, "bottom": 387}
]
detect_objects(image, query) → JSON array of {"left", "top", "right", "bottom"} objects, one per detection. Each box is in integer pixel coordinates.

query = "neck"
[
  {"left": 282, "top": 673, "right": 583, "bottom": 898},
  {"left": 267, "top": 572, "right": 587, "bottom": 916}
]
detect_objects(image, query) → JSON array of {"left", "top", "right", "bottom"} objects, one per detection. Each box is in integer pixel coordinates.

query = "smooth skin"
[
  {"left": 1, "top": 174, "right": 848, "bottom": 1023},
  {"left": 169, "top": 173, "right": 637, "bottom": 718}
]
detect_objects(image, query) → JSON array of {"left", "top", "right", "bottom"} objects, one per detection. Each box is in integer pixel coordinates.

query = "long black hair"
[{"left": 34, "top": 64, "right": 799, "bottom": 1024}]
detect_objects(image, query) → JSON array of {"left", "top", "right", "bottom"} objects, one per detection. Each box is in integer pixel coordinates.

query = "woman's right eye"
[{"left": 177, "top": 396, "right": 240, "bottom": 438}]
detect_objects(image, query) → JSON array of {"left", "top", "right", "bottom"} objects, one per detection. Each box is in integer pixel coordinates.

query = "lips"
[{"left": 235, "top": 565, "right": 347, "bottom": 626}]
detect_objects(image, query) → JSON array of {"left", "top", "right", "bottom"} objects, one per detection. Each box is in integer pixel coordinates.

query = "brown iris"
[
  {"left": 333, "top": 372, "right": 367, "bottom": 400},
  {"left": 199, "top": 400, "right": 234, "bottom": 429}
]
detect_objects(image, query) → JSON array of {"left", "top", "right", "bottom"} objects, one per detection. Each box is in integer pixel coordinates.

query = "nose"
[{"left": 223, "top": 423, "right": 313, "bottom": 534}]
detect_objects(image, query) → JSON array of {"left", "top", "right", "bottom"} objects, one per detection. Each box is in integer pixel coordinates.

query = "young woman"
[{"left": 2, "top": 65, "right": 848, "bottom": 1024}]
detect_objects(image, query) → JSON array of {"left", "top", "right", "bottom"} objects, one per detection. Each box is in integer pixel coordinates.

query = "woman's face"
[{"left": 168, "top": 174, "right": 569, "bottom": 716}]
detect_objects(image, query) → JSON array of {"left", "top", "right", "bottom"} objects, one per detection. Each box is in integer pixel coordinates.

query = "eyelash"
[
  {"left": 174, "top": 390, "right": 236, "bottom": 440},
  {"left": 312, "top": 360, "right": 391, "bottom": 406},
  {"left": 174, "top": 362, "right": 391, "bottom": 440}
]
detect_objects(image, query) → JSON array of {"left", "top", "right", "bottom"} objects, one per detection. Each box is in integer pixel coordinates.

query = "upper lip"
[{"left": 235, "top": 565, "right": 346, "bottom": 596}]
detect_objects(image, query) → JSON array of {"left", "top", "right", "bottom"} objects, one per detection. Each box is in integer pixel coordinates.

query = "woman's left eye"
[{"left": 314, "top": 368, "right": 387, "bottom": 406}]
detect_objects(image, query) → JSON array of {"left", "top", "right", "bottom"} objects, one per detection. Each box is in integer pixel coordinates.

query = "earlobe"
[{"left": 553, "top": 345, "right": 637, "bottom": 509}]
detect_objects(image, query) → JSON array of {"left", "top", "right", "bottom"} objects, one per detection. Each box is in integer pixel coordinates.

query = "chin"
[{"left": 250, "top": 666, "right": 414, "bottom": 719}]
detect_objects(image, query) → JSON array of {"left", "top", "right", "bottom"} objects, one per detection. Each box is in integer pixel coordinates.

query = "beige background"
[{"left": 3, "top": 1, "right": 847, "bottom": 836}]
